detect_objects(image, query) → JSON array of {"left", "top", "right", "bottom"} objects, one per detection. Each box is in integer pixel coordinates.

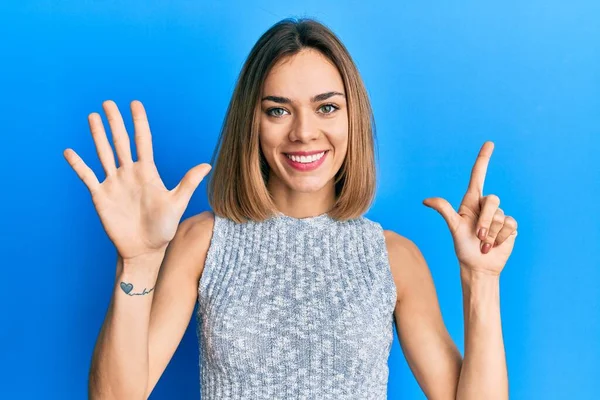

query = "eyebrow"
[{"left": 261, "top": 91, "right": 346, "bottom": 104}]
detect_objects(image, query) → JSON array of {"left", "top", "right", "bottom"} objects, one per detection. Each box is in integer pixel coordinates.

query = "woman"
[{"left": 64, "top": 18, "right": 517, "bottom": 400}]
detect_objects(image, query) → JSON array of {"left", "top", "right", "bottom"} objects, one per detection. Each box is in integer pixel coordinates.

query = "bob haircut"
[{"left": 207, "top": 17, "right": 378, "bottom": 223}]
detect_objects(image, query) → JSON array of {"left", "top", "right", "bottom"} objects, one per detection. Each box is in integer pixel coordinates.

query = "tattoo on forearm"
[{"left": 120, "top": 281, "right": 155, "bottom": 296}]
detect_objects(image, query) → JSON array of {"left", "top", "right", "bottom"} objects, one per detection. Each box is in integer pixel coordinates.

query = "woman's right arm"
[
  {"left": 88, "top": 211, "right": 214, "bottom": 400},
  {"left": 63, "top": 99, "right": 213, "bottom": 399}
]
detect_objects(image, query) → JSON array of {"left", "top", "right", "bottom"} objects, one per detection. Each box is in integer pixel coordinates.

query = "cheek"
[
  {"left": 258, "top": 128, "right": 277, "bottom": 155},
  {"left": 330, "top": 128, "right": 349, "bottom": 157},
  {"left": 330, "top": 115, "right": 348, "bottom": 143},
  {"left": 259, "top": 129, "right": 284, "bottom": 169}
]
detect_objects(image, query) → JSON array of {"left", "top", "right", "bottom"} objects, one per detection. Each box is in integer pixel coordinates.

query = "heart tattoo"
[
  {"left": 120, "top": 282, "right": 133, "bottom": 294},
  {"left": 119, "top": 281, "right": 155, "bottom": 296}
]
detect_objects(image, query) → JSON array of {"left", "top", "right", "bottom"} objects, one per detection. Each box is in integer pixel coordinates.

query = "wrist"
[
  {"left": 460, "top": 264, "right": 501, "bottom": 283},
  {"left": 117, "top": 249, "right": 166, "bottom": 277},
  {"left": 122, "top": 250, "right": 166, "bottom": 266}
]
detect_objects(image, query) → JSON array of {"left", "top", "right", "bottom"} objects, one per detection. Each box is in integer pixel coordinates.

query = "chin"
[{"left": 286, "top": 177, "right": 330, "bottom": 193}]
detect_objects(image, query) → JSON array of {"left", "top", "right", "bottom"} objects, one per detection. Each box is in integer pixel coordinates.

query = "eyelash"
[{"left": 266, "top": 103, "right": 339, "bottom": 118}]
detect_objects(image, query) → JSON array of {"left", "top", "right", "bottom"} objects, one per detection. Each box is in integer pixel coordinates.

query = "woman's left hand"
[{"left": 422, "top": 141, "right": 518, "bottom": 276}]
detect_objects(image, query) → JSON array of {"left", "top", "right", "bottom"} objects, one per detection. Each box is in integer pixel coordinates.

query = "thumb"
[
  {"left": 173, "top": 163, "right": 212, "bottom": 206},
  {"left": 423, "top": 197, "right": 460, "bottom": 234}
]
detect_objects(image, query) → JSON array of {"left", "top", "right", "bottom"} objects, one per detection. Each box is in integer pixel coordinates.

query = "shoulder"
[
  {"left": 383, "top": 229, "right": 429, "bottom": 303},
  {"left": 179, "top": 210, "right": 216, "bottom": 251},
  {"left": 180, "top": 210, "right": 215, "bottom": 236},
  {"left": 383, "top": 229, "right": 419, "bottom": 255}
]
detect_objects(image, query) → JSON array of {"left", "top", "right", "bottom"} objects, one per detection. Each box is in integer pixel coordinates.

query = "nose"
[{"left": 288, "top": 107, "right": 320, "bottom": 143}]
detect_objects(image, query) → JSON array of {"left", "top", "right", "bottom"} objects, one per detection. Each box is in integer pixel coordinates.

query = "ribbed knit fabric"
[{"left": 195, "top": 211, "right": 398, "bottom": 399}]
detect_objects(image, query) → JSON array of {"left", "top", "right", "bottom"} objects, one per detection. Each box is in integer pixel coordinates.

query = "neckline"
[{"left": 271, "top": 211, "right": 335, "bottom": 226}]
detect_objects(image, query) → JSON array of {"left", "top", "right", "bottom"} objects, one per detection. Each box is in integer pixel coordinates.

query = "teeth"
[{"left": 286, "top": 151, "right": 326, "bottom": 163}]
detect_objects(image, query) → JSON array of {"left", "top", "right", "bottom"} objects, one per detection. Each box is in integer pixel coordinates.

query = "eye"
[
  {"left": 265, "top": 104, "right": 339, "bottom": 118},
  {"left": 319, "top": 103, "right": 339, "bottom": 115},
  {"left": 266, "top": 107, "right": 289, "bottom": 118}
]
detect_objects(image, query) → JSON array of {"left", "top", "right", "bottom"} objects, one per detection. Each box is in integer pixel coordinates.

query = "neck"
[{"left": 267, "top": 175, "right": 336, "bottom": 219}]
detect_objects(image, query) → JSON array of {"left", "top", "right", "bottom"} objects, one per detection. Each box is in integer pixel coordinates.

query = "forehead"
[{"left": 262, "top": 49, "right": 344, "bottom": 97}]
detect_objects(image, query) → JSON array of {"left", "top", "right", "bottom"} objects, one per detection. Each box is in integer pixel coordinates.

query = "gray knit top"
[{"left": 196, "top": 211, "right": 398, "bottom": 399}]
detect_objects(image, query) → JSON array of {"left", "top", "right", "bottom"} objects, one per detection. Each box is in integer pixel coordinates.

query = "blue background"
[{"left": 1, "top": 1, "right": 598, "bottom": 399}]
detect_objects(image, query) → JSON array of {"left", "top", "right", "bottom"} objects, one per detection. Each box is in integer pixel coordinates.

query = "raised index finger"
[{"left": 467, "top": 141, "right": 494, "bottom": 195}]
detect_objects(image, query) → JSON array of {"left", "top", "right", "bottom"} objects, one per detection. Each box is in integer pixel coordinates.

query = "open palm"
[{"left": 64, "top": 100, "right": 211, "bottom": 261}]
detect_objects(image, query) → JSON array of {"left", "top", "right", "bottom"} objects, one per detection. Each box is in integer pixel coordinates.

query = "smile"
[{"left": 283, "top": 150, "right": 329, "bottom": 171}]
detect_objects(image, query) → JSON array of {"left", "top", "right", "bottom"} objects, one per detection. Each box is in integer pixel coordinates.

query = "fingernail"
[
  {"left": 482, "top": 243, "right": 491, "bottom": 253},
  {"left": 478, "top": 228, "right": 487, "bottom": 240}
]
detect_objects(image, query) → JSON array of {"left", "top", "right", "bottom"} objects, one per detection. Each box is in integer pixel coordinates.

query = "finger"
[
  {"left": 493, "top": 216, "right": 518, "bottom": 247},
  {"left": 466, "top": 141, "right": 494, "bottom": 196},
  {"left": 172, "top": 163, "right": 212, "bottom": 208},
  {"left": 477, "top": 194, "right": 500, "bottom": 241},
  {"left": 63, "top": 148, "right": 101, "bottom": 194},
  {"left": 130, "top": 100, "right": 154, "bottom": 163},
  {"left": 102, "top": 100, "right": 133, "bottom": 167},
  {"left": 422, "top": 197, "right": 461, "bottom": 234},
  {"left": 88, "top": 112, "right": 117, "bottom": 177},
  {"left": 483, "top": 207, "right": 505, "bottom": 247}
]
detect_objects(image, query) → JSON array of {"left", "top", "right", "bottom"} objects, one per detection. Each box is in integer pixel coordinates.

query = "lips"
[
  {"left": 283, "top": 150, "right": 329, "bottom": 172},
  {"left": 284, "top": 149, "right": 329, "bottom": 156}
]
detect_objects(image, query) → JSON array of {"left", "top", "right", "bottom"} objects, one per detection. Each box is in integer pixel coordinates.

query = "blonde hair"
[{"left": 207, "top": 17, "right": 378, "bottom": 223}]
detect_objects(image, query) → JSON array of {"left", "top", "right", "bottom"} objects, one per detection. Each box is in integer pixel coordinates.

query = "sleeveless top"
[{"left": 195, "top": 211, "right": 398, "bottom": 399}]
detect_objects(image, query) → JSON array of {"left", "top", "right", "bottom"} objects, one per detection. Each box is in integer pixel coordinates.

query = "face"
[{"left": 258, "top": 48, "right": 348, "bottom": 194}]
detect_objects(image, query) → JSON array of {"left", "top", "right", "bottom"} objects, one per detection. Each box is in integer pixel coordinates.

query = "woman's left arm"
[
  {"left": 386, "top": 232, "right": 510, "bottom": 400},
  {"left": 389, "top": 141, "right": 517, "bottom": 399},
  {"left": 421, "top": 141, "right": 517, "bottom": 400}
]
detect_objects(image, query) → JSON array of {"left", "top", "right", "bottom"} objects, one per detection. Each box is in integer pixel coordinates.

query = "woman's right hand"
[{"left": 64, "top": 100, "right": 212, "bottom": 262}]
